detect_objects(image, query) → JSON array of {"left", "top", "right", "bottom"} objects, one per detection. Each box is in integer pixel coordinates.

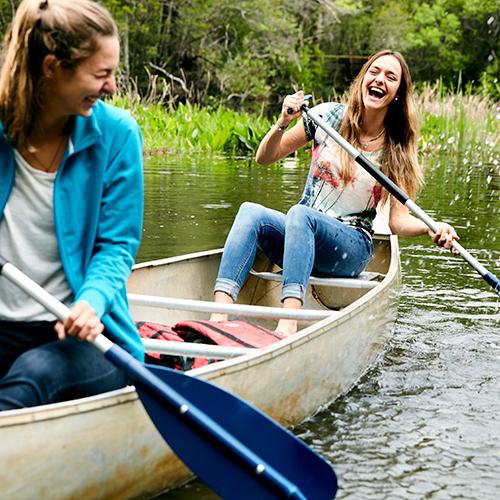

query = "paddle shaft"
[
  {"left": 0, "top": 256, "right": 307, "bottom": 499},
  {"left": 296, "top": 103, "right": 500, "bottom": 297}
]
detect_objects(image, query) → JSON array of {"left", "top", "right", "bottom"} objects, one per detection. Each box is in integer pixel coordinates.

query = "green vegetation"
[
  {"left": 111, "top": 95, "right": 270, "bottom": 154},
  {"left": 104, "top": 0, "right": 499, "bottom": 107},
  {"left": 0, "top": 1, "right": 497, "bottom": 159},
  {"left": 113, "top": 83, "right": 498, "bottom": 163},
  {"left": 417, "top": 83, "right": 499, "bottom": 169},
  {"left": 0, "top": 0, "right": 498, "bottom": 109}
]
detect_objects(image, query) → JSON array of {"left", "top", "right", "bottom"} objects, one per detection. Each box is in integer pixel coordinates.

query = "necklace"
[
  {"left": 360, "top": 128, "right": 384, "bottom": 150},
  {"left": 26, "top": 134, "right": 67, "bottom": 173}
]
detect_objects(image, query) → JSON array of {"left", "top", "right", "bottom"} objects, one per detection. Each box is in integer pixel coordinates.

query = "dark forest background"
[{"left": 1, "top": 0, "right": 498, "bottom": 112}]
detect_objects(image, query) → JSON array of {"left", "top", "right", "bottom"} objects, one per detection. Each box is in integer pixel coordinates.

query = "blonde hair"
[
  {"left": 339, "top": 50, "right": 423, "bottom": 200},
  {"left": 0, "top": 0, "right": 118, "bottom": 149}
]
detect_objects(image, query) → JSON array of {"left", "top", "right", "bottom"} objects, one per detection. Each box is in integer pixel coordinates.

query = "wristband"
[{"left": 275, "top": 119, "right": 288, "bottom": 131}]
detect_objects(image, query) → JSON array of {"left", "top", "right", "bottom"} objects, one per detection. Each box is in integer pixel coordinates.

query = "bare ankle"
[
  {"left": 211, "top": 291, "right": 234, "bottom": 322},
  {"left": 276, "top": 297, "right": 302, "bottom": 336},
  {"left": 209, "top": 313, "right": 228, "bottom": 322},
  {"left": 214, "top": 291, "right": 234, "bottom": 304},
  {"left": 275, "top": 319, "right": 298, "bottom": 336}
]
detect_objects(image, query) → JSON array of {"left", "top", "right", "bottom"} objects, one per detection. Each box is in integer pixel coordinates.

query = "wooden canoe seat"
[{"left": 249, "top": 269, "right": 384, "bottom": 289}]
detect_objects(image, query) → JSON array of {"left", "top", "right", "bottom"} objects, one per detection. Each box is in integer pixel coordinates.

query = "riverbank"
[{"left": 111, "top": 86, "right": 499, "bottom": 162}]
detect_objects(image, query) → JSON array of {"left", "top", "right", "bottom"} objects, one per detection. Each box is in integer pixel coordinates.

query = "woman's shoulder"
[
  {"left": 304, "top": 102, "right": 345, "bottom": 141},
  {"left": 92, "top": 100, "right": 140, "bottom": 133},
  {"left": 309, "top": 102, "right": 345, "bottom": 122}
]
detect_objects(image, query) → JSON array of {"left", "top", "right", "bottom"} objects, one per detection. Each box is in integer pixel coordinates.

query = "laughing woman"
[
  {"left": 212, "top": 50, "right": 459, "bottom": 335},
  {"left": 0, "top": 0, "right": 143, "bottom": 410}
]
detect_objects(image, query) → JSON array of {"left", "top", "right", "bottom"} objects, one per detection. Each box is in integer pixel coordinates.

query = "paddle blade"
[{"left": 137, "top": 363, "right": 337, "bottom": 499}]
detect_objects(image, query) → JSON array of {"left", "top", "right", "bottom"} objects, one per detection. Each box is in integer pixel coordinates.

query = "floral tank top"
[{"left": 299, "top": 102, "right": 382, "bottom": 234}]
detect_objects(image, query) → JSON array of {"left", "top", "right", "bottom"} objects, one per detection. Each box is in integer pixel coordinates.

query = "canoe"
[{"left": 0, "top": 234, "right": 400, "bottom": 499}]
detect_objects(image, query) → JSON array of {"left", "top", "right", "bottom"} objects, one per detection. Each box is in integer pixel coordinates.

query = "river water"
[{"left": 137, "top": 150, "right": 500, "bottom": 499}]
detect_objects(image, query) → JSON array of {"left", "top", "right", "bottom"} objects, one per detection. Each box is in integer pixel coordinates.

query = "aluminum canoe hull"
[{"left": 0, "top": 235, "right": 400, "bottom": 499}]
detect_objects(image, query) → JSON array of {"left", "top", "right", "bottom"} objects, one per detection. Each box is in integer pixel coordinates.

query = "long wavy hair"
[
  {"left": 0, "top": 0, "right": 118, "bottom": 149},
  {"left": 339, "top": 49, "right": 423, "bottom": 200}
]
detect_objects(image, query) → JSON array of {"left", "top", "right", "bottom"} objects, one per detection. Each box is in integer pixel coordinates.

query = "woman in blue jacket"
[{"left": 0, "top": 0, "right": 143, "bottom": 410}]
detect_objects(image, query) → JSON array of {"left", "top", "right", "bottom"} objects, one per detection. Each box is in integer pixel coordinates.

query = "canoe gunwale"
[
  {"left": 0, "top": 386, "right": 138, "bottom": 426},
  {"left": 0, "top": 235, "right": 400, "bottom": 499}
]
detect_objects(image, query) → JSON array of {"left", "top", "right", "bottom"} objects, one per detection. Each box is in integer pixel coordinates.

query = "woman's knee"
[
  {"left": 237, "top": 201, "right": 264, "bottom": 220},
  {"left": 286, "top": 204, "right": 314, "bottom": 229},
  {"left": 9, "top": 343, "right": 68, "bottom": 382},
  {"left": 233, "top": 202, "right": 270, "bottom": 231}
]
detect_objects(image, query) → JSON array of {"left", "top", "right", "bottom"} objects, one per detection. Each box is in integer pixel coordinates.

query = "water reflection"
[
  {"left": 140, "top": 152, "right": 499, "bottom": 499},
  {"left": 138, "top": 154, "right": 306, "bottom": 262}
]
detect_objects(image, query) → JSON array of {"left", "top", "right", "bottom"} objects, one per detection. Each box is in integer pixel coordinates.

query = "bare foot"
[
  {"left": 210, "top": 291, "right": 234, "bottom": 322},
  {"left": 275, "top": 319, "right": 298, "bottom": 336},
  {"left": 275, "top": 297, "right": 302, "bottom": 336}
]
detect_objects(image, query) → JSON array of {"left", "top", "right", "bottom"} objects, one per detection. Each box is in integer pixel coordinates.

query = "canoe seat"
[{"left": 249, "top": 269, "right": 384, "bottom": 289}]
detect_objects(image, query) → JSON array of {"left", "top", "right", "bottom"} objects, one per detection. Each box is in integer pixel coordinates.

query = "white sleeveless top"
[
  {"left": 0, "top": 151, "right": 73, "bottom": 321},
  {"left": 301, "top": 102, "right": 383, "bottom": 234}
]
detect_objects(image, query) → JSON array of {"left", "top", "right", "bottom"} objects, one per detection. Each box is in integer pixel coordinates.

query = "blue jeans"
[
  {"left": 0, "top": 321, "right": 128, "bottom": 411},
  {"left": 214, "top": 202, "right": 373, "bottom": 303}
]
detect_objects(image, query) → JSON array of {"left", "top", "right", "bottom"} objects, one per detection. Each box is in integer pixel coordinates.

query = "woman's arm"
[
  {"left": 389, "top": 195, "right": 459, "bottom": 252},
  {"left": 56, "top": 115, "right": 143, "bottom": 342},
  {"left": 256, "top": 91, "right": 309, "bottom": 165}
]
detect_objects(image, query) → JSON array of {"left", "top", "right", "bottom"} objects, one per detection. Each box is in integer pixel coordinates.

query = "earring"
[{"left": 394, "top": 96, "right": 399, "bottom": 101}]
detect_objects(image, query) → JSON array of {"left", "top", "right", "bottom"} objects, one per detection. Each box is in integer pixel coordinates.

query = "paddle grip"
[{"left": 286, "top": 94, "right": 313, "bottom": 115}]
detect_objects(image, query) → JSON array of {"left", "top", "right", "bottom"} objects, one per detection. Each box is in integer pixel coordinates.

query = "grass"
[{"left": 109, "top": 84, "right": 499, "bottom": 169}]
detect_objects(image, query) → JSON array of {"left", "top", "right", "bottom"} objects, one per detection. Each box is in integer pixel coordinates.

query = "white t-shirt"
[{"left": 0, "top": 151, "right": 73, "bottom": 321}]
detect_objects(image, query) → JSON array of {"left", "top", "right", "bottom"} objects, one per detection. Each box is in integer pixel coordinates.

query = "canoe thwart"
[
  {"left": 128, "top": 294, "right": 338, "bottom": 320},
  {"left": 250, "top": 269, "right": 383, "bottom": 289},
  {"left": 142, "top": 339, "right": 253, "bottom": 359}
]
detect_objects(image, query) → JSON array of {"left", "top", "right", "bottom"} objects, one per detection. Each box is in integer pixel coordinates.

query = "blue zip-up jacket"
[{"left": 0, "top": 100, "right": 144, "bottom": 360}]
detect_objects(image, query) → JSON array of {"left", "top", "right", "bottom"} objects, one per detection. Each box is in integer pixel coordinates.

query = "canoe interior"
[{"left": 128, "top": 235, "right": 393, "bottom": 330}]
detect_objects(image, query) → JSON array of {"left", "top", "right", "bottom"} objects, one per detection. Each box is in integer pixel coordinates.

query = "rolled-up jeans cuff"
[
  {"left": 214, "top": 278, "right": 240, "bottom": 302},
  {"left": 281, "top": 284, "right": 304, "bottom": 304}
]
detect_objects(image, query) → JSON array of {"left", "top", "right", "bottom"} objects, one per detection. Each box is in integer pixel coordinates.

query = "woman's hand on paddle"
[
  {"left": 54, "top": 300, "right": 104, "bottom": 341},
  {"left": 428, "top": 222, "right": 460, "bottom": 254},
  {"left": 280, "top": 91, "right": 308, "bottom": 127}
]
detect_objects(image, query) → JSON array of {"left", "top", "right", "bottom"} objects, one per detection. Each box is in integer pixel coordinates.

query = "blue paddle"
[
  {"left": 289, "top": 96, "right": 500, "bottom": 297},
  {"left": 0, "top": 256, "right": 338, "bottom": 499}
]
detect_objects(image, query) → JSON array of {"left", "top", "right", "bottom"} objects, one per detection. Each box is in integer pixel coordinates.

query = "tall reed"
[
  {"left": 415, "top": 82, "right": 499, "bottom": 213},
  {"left": 417, "top": 82, "right": 499, "bottom": 168}
]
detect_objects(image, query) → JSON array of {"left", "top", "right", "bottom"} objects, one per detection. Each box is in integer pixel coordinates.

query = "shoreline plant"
[{"left": 111, "top": 82, "right": 499, "bottom": 176}]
